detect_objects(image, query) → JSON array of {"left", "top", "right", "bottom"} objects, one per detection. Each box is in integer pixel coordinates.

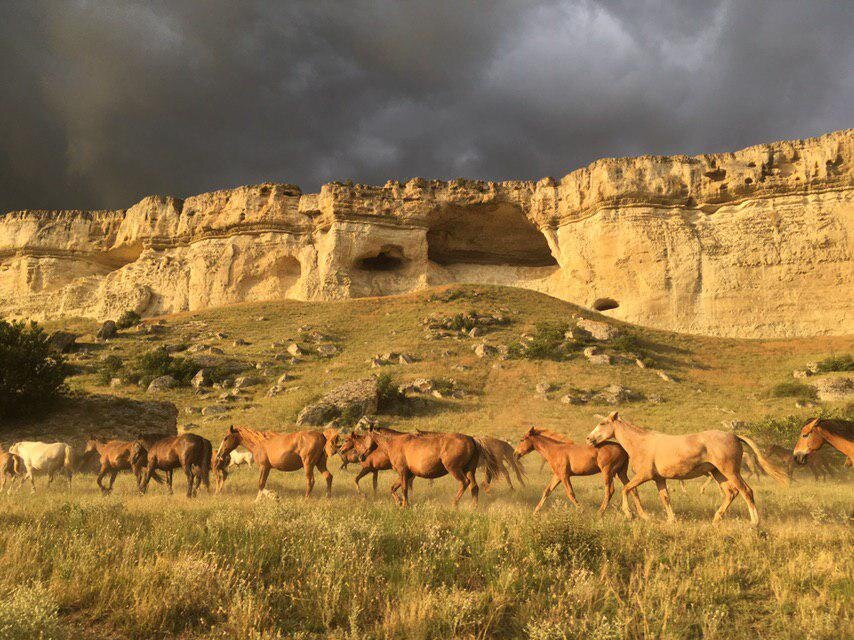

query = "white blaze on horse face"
[{"left": 587, "top": 421, "right": 612, "bottom": 445}]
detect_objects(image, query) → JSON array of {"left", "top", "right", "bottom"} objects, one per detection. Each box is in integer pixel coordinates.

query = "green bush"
[
  {"left": 376, "top": 373, "right": 405, "bottom": 411},
  {"left": 94, "top": 354, "right": 124, "bottom": 386},
  {"left": 769, "top": 381, "right": 818, "bottom": 400},
  {"left": 514, "top": 321, "right": 572, "bottom": 361},
  {"left": 814, "top": 354, "right": 854, "bottom": 373},
  {"left": 128, "top": 347, "right": 199, "bottom": 388},
  {"left": 741, "top": 414, "right": 804, "bottom": 445},
  {"left": 116, "top": 309, "right": 142, "bottom": 329},
  {"left": 0, "top": 320, "right": 69, "bottom": 418}
]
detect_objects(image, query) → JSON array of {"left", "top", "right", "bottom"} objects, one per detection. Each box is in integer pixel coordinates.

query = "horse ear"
[
  {"left": 608, "top": 411, "right": 619, "bottom": 420},
  {"left": 229, "top": 425, "right": 237, "bottom": 434},
  {"left": 803, "top": 417, "right": 820, "bottom": 432}
]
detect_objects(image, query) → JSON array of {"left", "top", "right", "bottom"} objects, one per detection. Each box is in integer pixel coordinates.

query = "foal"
[{"left": 85, "top": 438, "right": 152, "bottom": 494}]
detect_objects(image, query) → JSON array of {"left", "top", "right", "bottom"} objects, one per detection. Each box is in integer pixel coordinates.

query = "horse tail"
[
  {"left": 503, "top": 444, "right": 527, "bottom": 486},
  {"left": 473, "top": 437, "right": 502, "bottom": 485},
  {"left": 63, "top": 445, "right": 76, "bottom": 474},
  {"left": 12, "top": 454, "right": 24, "bottom": 476},
  {"left": 199, "top": 438, "right": 212, "bottom": 487},
  {"left": 736, "top": 435, "right": 789, "bottom": 485}
]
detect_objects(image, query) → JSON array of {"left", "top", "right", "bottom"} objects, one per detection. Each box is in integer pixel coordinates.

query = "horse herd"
[{"left": 0, "top": 414, "right": 850, "bottom": 526}]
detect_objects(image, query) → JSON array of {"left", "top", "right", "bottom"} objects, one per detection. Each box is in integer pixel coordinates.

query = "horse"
[
  {"left": 475, "top": 436, "right": 526, "bottom": 492},
  {"left": 763, "top": 443, "right": 833, "bottom": 481},
  {"left": 336, "top": 428, "right": 404, "bottom": 497},
  {"left": 352, "top": 429, "right": 502, "bottom": 508},
  {"left": 793, "top": 418, "right": 853, "bottom": 466},
  {"left": 514, "top": 427, "right": 646, "bottom": 516},
  {"left": 215, "top": 425, "right": 332, "bottom": 499},
  {"left": 8, "top": 441, "right": 75, "bottom": 492},
  {"left": 84, "top": 438, "right": 153, "bottom": 494},
  {"left": 0, "top": 447, "right": 25, "bottom": 493},
  {"left": 135, "top": 433, "right": 212, "bottom": 498},
  {"left": 586, "top": 412, "right": 788, "bottom": 525},
  {"left": 211, "top": 448, "right": 254, "bottom": 493}
]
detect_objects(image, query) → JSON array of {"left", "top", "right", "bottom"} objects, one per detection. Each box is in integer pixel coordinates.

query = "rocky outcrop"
[{"left": 1, "top": 130, "right": 852, "bottom": 337}]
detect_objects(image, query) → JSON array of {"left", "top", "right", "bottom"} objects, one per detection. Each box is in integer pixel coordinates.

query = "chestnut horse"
[
  {"left": 515, "top": 427, "right": 646, "bottom": 516},
  {"left": 84, "top": 438, "right": 153, "bottom": 494},
  {"left": 337, "top": 427, "right": 408, "bottom": 497},
  {"left": 477, "top": 436, "right": 526, "bottom": 492},
  {"left": 0, "top": 447, "right": 24, "bottom": 493},
  {"left": 353, "top": 429, "right": 501, "bottom": 507},
  {"left": 793, "top": 418, "right": 853, "bottom": 466},
  {"left": 216, "top": 426, "right": 332, "bottom": 498},
  {"left": 135, "top": 433, "right": 212, "bottom": 498},
  {"left": 586, "top": 412, "right": 788, "bottom": 525}
]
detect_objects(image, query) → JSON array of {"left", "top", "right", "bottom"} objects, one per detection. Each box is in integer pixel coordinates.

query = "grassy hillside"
[{"left": 2, "top": 285, "right": 851, "bottom": 639}]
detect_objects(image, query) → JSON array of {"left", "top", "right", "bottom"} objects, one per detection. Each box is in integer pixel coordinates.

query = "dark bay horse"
[
  {"left": 353, "top": 429, "right": 501, "bottom": 508},
  {"left": 216, "top": 426, "right": 332, "bottom": 498},
  {"left": 515, "top": 427, "right": 645, "bottom": 516},
  {"left": 135, "top": 433, "right": 212, "bottom": 498}
]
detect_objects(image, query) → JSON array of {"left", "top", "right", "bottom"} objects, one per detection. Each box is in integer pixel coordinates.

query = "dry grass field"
[{"left": 2, "top": 285, "right": 852, "bottom": 639}]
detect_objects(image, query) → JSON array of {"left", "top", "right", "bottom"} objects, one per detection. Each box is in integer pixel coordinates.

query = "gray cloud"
[{"left": 0, "top": 0, "right": 851, "bottom": 212}]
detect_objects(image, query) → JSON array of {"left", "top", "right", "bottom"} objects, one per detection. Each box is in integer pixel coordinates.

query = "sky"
[{"left": 1, "top": 0, "right": 851, "bottom": 212}]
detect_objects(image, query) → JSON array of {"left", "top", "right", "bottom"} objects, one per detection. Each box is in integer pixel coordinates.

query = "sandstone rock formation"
[{"left": 1, "top": 130, "right": 851, "bottom": 337}]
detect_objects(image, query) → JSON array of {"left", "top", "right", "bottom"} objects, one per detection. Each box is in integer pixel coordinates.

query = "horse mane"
[
  {"left": 235, "top": 426, "right": 275, "bottom": 448},
  {"left": 531, "top": 428, "right": 573, "bottom": 443},
  {"left": 815, "top": 418, "right": 854, "bottom": 439}
]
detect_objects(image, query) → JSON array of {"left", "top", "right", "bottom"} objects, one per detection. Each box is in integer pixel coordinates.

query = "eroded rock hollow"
[{"left": 1, "top": 130, "right": 851, "bottom": 337}]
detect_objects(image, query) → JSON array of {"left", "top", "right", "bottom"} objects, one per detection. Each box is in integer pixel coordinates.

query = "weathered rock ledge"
[{"left": 1, "top": 129, "right": 851, "bottom": 337}]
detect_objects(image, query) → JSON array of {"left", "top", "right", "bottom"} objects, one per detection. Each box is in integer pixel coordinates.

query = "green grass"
[
  {"left": 9, "top": 284, "right": 854, "bottom": 639},
  {"left": 0, "top": 467, "right": 851, "bottom": 640}
]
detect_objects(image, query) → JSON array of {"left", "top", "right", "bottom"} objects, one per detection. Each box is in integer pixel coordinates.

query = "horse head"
[
  {"left": 793, "top": 417, "right": 823, "bottom": 464},
  {"left": 586, "top": 411, "right": 619, "bottom": 446},
  {"left": 514, "top": 427, "right": 539, "bottom": 458},
  {"left": 216, "top": 426, "right": 241, "bottom": 467}
]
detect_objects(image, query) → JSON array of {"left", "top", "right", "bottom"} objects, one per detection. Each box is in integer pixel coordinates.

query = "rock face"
[
  {"left": 296, "top": 378, "right": 379, "bottom": 426},
  {"left": 1, "top": 130, "right": 851, "bottom": 338}
]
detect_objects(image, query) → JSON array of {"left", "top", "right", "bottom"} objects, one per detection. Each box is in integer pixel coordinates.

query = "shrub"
[
  {"left": 128, "top": 347, "right": 199, "bottom": 389},
  {"left": 0, "top": 320, "right": 69, "bottom": 418},
  {"left": 769, "top": 381, "right": 818, "bottom": 400},
  {"left": 0, "top": 583, "right": 63, "bottom": 640},
  {"left": 515, "top": 321, "right": 572, "bottom": 361},
  {"left": 116, "top": 309, "right": 142, "bottom": 329},
  {"left": 376, "top": 373, "right": 405, "bottom": 411},
  {"left": 814, "top": 354, "right": 854, "bottom": 373},
  {"left": 95, "top": 354, "right": 124, "bottom": 386}
]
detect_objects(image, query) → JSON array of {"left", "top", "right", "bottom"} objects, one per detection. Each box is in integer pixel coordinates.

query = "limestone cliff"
[{"left": 1, "top": 130, "right": 851, "bottom": 337}]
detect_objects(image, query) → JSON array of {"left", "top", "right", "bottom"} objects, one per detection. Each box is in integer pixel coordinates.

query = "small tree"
[
  {"left": 116, "top": 309, "right": 142, "bottom": 329},
  {"left": 0, "top": 320, "right": 69, "bottom": 417}
]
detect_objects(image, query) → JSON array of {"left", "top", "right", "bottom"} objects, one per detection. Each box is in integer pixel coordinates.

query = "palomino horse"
[
  {"left": 515, "top": 427, "right": 646, "bottom": 516},
  {"left": 8, "top": 441, "right": 75, "bottom": 492},
  {"left": 586, "top": 412, "right": 788, "bottom": 525},
  {"left": 793, "top": 418, "right": 853, "bottom": 466},
  {"left": 216, "top": 426, "right": 332, "bottom": 498},
  {"left": 0, "top": 447, "right": 25, "bottom": 493},
  {"left": 84, "top": 438, "right": 153, "bottom": 494},
  {"left": 135, "top": 433, "right": 212, "bottom": 498},
  {"left": 352, "top": 429, "right": 501, "bottom": 507}
]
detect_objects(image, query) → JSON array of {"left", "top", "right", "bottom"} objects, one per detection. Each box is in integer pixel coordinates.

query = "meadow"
[{"left": 2, "top": 285, "right": 852, "bottom": 639}]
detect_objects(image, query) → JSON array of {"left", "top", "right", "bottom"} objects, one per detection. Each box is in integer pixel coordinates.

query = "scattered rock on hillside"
[
  {"left": 297, "top": 377, "right": 379, "bottom": 426},
  {"left": 576, "top": 319, "right": 622, "bottom": 341},
  {"left": 473, "top": 343, "right": 498, "bottom": 358},
  {"left": 316, "top": 344, "right": 339, "bottom": 358},
  {"left": 233, "top": 375, "right": 261, "bottom": 389},
  {"left": 535, "top": 382, "right": 557, "bottom": 395},
  {"left": 191, "top": 368, "right": 212, "bottom": 389},
  {"left": 97, "top": 321, "right": 118, "bottom": 340},
  {"left": 147, "top": 375, "right": 178, "bottom": 392},
  {"left": 811, "top": 376, "right": 853, "bottom": 401},
  {"left": 594, "top": 384, "right": 640, "bottom": 405},
  {"left": 201, "top": 405, "right": 228, "bottom": 416},
  {"left": 583, "top": 347, "right": 612, "bottom": 365},
  {"left": 287, "top": 343, "right": 304, "bottom": 357},
  {"left": 559, "top": 393, "right": 587, "bottom": 405},
  {"left": 398, "top": 353, "right": 415, "bottom": 365}
]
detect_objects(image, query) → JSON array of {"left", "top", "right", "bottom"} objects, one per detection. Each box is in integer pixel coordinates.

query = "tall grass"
[{"left": 0, "top": 469, "right": 850, "bottom": 640}]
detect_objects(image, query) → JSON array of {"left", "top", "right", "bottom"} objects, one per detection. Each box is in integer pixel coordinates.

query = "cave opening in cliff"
[
  {"left": 592, "top": 298, "right": 619, "bottom": 311},
  {"left": 355, "top": 245, "right": 409, "bottom": 271},
  {"left": 426, "top": 203, "right": 557, "bottom": 267}
]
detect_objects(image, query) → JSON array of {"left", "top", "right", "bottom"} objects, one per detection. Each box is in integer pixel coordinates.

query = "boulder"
[
  {"left": 277, "top": 373, "right": 291, "bottom": 385},
  {"left": 97, "top": 321, "right": 118, "bottom": 340},
  {"left": 594, "top": 384, "right": 637, "bottom": 405},
  {"left": 287, "top": 343, "right": 304, "bottom": 357},
  {"left": 655, "top": 370, "right": 675, "bottom": 382},
  {"left": 147, "top": 375, "right": 178, "bottom": 392},
  {"left": 576, "top": 319, "right": 622, "bottom": 341},
  {"left": 398, "top": 353, "right": 415, "bottom": 365},
  {"left": 535, "top": 382, "right": 556, "bottom": 395},
  {"left": 473, "top": 343, "right": 498, "bottom": 358},
  {"left": 201, "top": 405, "right": 228, "bottom": 416},
  {"left": 587, "top": 353, "right": 612, "bottom": 366},
  {"left": 316, "top": 344, "right": 339, "bottom": 358},
  {"left": 191, "top": 368, "right": 212, "bottom": 389},
  {"left": 233, "top": 375, "right": 261, "bottom": 389},
  {"left": 296, "top": 377, "right": 379, "bottom": 426},
  {"left": 47, "top": 331, "right": 78, "bottom": 353},
  {"left": 560, "top": 394, "right": 587, "bottom": 405}
]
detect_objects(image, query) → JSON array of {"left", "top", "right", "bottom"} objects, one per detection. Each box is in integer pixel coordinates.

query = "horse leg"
[
  {"left": 390, "top": 470, "right": 405, "bottom": 506},
  {"left": 107, "top": 470, "right": 118, "bottom": 493},
  {"left": 500, "top": 462, "right": 514, "bottom": 491},
  {"left": 257, "top": 465, "right": 271, "bottom": 496},
  {"left": 619, "top": 474, "right": 650, "bottom": 520},
  {"left": 184, "top": 464, "right": 195, "bottom": 498},
  {"left": 164, "top": 469, "right": 174, "bottom": 495},
  {"left": 725, "top": 471, "right": 759, "bottom": 526},
  {"left": 598, "top": 470, "right": 615, "bottom": 514},
  {"left": 353, "top": 468, "right": 370, "bottom": 498},
  {"left": 617, "top": 468, "right": 648, "bottom": 519},
  {"left": 560, "top": 475, "right": 582, "bottom": 509},
  {"left": 96, "top": 465, "right": 110, "bottom": 494},
  {"left": 534, "top": 474, "right": 561, "bottom": 513},
  {"left": 372, "top": 470, "right": 379, "bottom": 496},
  {"left": 654, "top": 478, "right": 676, "bottom": 523},
  {"left": 316, "top": 458, "right": 333, "bottom": 498},
  {"left": 468, "top": 469, "right": 479, "bottom": 508},
  {"left": 27, "top": 468, "right": 36, "bottom": 494},
  {"left": 711, "top": 471, "right": 738, "bottom": 523},
  {"left": 449, "top": 467, "right": 470, "bottom": 509},
  {"left": 303, "top": 461, "right": 315, "bottom": 498}
]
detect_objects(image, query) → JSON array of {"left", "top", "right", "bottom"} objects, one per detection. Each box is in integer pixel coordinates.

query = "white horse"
[
  {"left": 228, "top": 449, "right": 254, "bottom": 467},
  {"left": 8, "top": 441, "right": 75, "bottom": 491}
]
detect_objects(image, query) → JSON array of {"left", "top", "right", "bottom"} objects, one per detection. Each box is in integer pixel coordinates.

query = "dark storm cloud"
[{"left": 0, "top": 0, "right": 851, "bottom": 212}]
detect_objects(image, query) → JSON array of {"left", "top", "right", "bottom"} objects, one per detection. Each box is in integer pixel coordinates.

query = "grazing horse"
[
  {"left": 216, "top": 426, "right": 332, "bottom": 499},
  {"left": 84, "top": 438, "right": 153, "bottom": 494},
  {"left": 515, "top": 427, "right": 646, "bottom": 516},
  {"left": 793, "top": 418, "right": 854, "bottom": 467},
  {"left": 586, "top": 412, "right": 788, "bottom": 525},
  {"left": 352, "top": 429, "right": 501, "bottom": 508},
  {"left": 211, "top": 448, "right": 254, "bottom": 493},
  {"left": 8, "top": 441, "right": 75, "bottom": 492},
  {"left": 135, "top": 433, "right": 212, "bottom": 498},
  {"left": 0, "top": 447, "right": 25, "bottom": 493}
]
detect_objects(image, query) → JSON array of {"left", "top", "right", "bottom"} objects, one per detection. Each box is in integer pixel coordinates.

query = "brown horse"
[
  {"left": 353, "top": 429, "right": 501, "bottom": 507},
  {"left": 586, "top": 412, "right": 788, "bottom": 525},
  {"left": 135, "top": 433, "right": 212, "bottom": 498},
  {"left": 216, "top": 426, "right": 332, "bottom": 498},
  {"left": 0, "top": 447, "right": 24, "bottom": 493},
  {"left": 477, "top": 436, "right": 526, "bottom": 492},
  {"left": 515, "top": 427, "right": 646, "bottom": 516},
  {"left": 794, "top": 418, "right": 853, "bottom": 466},
  {"left": 337, "top": 428, "right": 406, "bottom": 497},
  {"left": 84, "top": 438, "right": 153, "bottom": 494}
]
